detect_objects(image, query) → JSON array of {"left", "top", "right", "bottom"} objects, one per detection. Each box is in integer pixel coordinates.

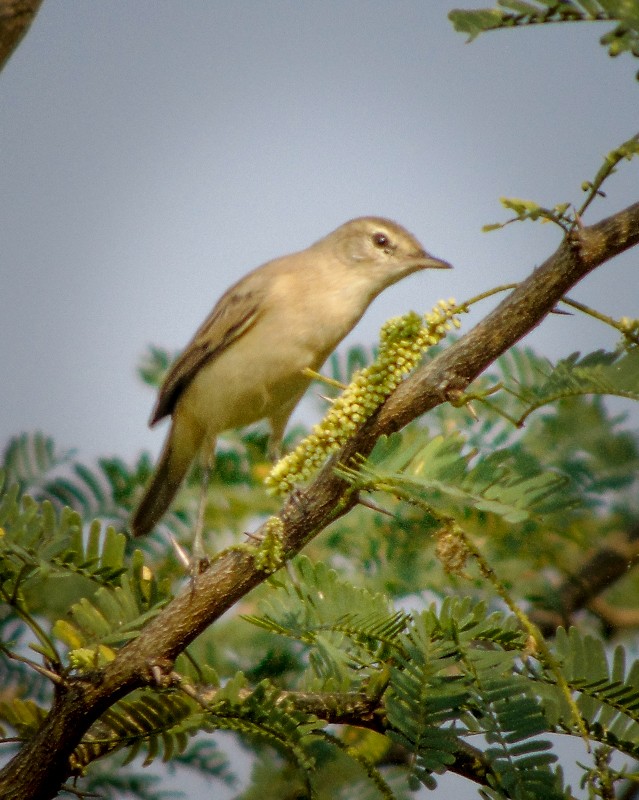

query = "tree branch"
[
  {"left": 0, "top": 0, "right": 43, "bottom": 72},
  {"left": 532, "top": 523, "right": 639, "bottom": 636},
  {"left": 1, "top": 201, "right": 639, "bottom": 799},
  {"left": 71, "top": 684, "right": 499, "bottom": 791}
]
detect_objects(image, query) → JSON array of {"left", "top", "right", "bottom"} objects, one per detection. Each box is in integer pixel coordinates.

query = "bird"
[{"left": 130, "top": 216, "right": 452, "bottom": 554}]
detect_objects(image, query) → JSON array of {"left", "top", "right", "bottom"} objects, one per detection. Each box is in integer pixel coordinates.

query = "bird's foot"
[{"left": 288, "top": 487, "right": 308, "bottom": 515}]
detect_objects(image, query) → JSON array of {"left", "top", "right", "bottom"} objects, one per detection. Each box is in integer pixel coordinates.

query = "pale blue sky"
[
  {"left": 1, "top": 4, "right": 638, "bottom": 797},
  {"left": 1, "top": 3, "right": 637, "bottom": 463}
]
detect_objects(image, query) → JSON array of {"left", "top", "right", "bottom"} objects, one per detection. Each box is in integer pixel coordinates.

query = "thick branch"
[
  {"left": 533, "top": 524, "right": 639, "bottom": 636},
  {"left": 375, "top": 203, "right": 639, "bottom": 433},
  {"left": 2, "top": 201, "right": 639, "bottom": 799},
  {"left": 73, "top": 685, "right": 498, "bottom": 791},
  {"left": 0, "top": 0, "right": 42, "bottom": 72}
]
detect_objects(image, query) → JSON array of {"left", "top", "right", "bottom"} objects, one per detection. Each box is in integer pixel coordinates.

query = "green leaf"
[
  {"left": 449, "top": 3, "right": 639, "bottom": 77},
  {"left": 345, "top": 428, "right": 572, "bottom": 524}
]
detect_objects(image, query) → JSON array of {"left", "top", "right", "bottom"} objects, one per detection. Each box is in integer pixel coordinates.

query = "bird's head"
[{"left": 317, "top": 216, "right": 452, "bottom": 294}]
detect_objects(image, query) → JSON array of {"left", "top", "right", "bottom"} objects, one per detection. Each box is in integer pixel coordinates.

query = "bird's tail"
[{"left": 130, "top": 416, "right": 203, "bottom": 537}]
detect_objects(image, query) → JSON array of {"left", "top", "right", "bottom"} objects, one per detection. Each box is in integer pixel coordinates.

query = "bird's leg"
[
  {"left": 266, "top": 430, "right": 282, "bottom": 462},
  {"left": 267, "top": 402, "right": 297, "bottom": 462},
  {"left": 240, "top": 413, "right": 289, "bottom": 549},
  {"left": 192, "top": 437, "right": 217, "bottom": 570}
]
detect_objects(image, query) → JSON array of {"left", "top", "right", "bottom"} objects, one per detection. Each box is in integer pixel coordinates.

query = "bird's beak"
[
  {"left": 403, "top": 252, "right": 453, "bottom": 271},
  {"left": 422, "top": 253, "right": 453, "bottom": 270}
]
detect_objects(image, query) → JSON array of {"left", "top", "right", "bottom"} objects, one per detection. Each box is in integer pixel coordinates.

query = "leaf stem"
[{"left": 456, "top": 527, "right": 591, "bottom": 750}]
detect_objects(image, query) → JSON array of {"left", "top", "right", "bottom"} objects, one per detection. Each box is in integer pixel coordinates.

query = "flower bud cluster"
[
  {"left": 619, "top": 316, "right": 639, "bottom": 345},
  {"left": 265, "top": 299, "right": 460, "bottom": 494}
]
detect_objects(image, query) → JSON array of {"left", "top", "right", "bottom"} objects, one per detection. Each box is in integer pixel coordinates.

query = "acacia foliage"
[{"left": 1, "top": 327, "right": 639, "bottom": 798}]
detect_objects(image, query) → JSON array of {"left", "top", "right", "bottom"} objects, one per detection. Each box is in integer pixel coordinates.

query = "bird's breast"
[{"left": 176, "top": 268, "right": 372, "bottom": 437}]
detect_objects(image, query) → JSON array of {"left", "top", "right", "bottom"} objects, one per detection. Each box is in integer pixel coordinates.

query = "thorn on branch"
[{"left": 356, "top": 496, "right": 395, "bottom": 518}]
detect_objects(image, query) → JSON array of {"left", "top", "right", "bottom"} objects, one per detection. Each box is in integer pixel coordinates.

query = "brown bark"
[
  {"left": 533, "top": 524, "right": 639, "bottom": 635},
  {"left": 1, "top": 201, "right": 639, "bottom": 798},
  {"left": 0, "top": 0, "right": 43, "bottom": 72}
]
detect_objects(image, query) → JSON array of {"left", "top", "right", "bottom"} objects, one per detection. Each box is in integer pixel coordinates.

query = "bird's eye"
[{"left": 372, "top": 232, "right": 389, "bottom": 248}]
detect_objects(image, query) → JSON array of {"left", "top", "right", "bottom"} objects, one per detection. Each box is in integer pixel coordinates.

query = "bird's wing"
[{"left": 149, "top": 282, "right": 266, "bottom": 425}]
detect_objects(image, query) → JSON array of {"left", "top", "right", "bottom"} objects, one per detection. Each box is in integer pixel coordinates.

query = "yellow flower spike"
[{"left": 264, "top": 299, "right": 463, "bottom": 494}]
